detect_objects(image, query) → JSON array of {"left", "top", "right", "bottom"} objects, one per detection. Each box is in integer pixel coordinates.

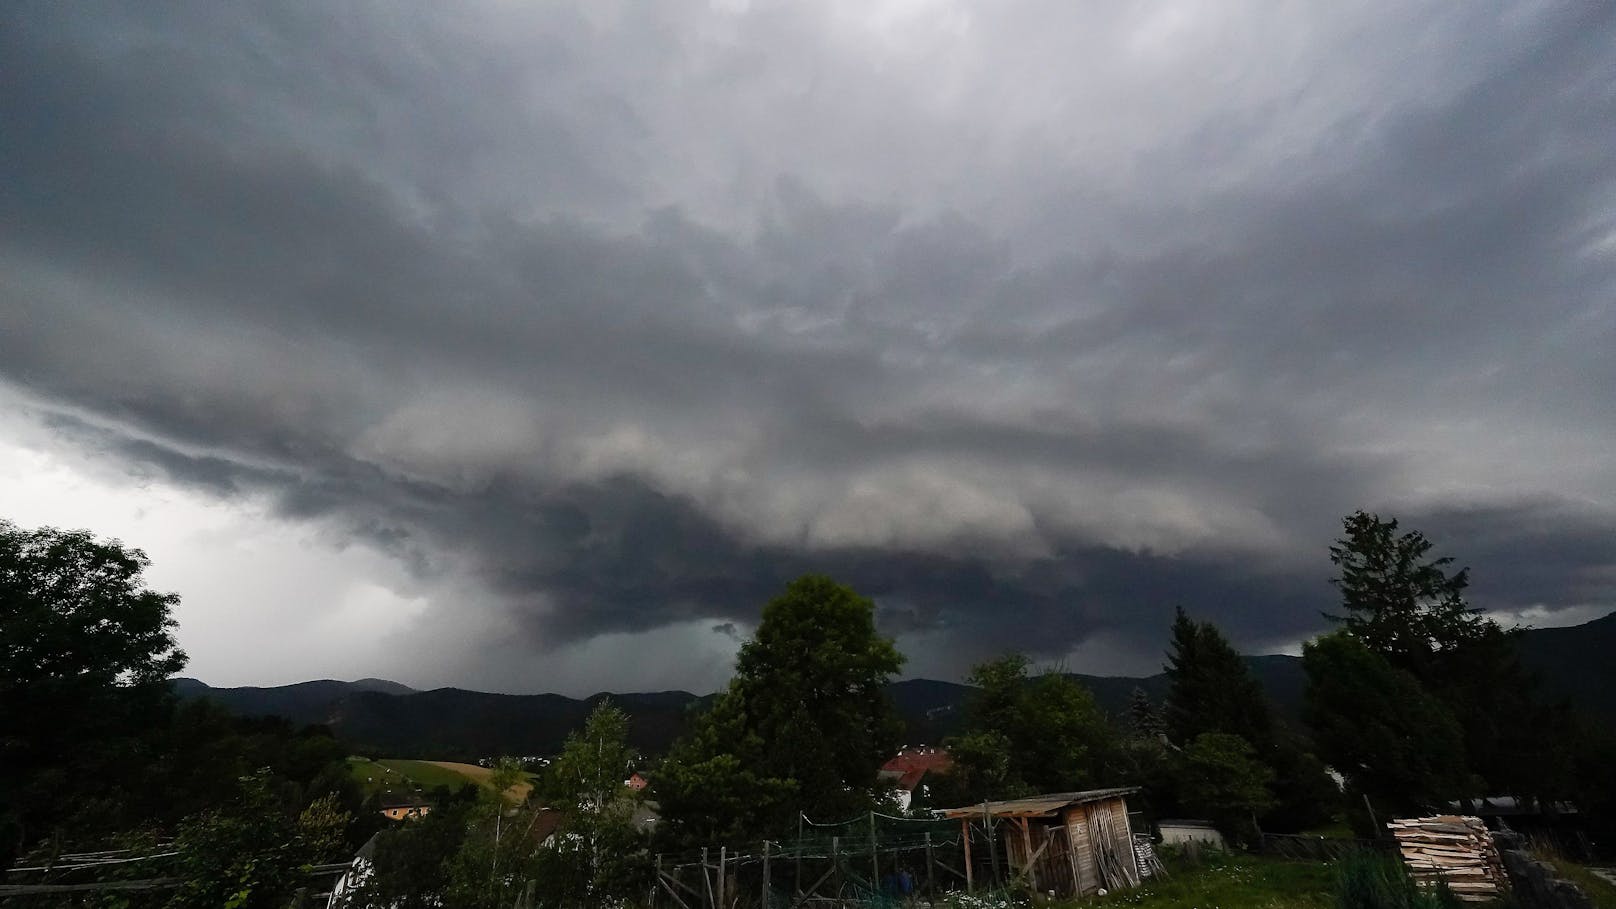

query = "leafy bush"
[{"left": 168, "top": 771, "right": 353, "bottom": 909}]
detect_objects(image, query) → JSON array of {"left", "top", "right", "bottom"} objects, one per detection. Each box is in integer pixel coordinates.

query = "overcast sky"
[{"left": 3, "top": 1, "right": 1613, "bottom": 696}]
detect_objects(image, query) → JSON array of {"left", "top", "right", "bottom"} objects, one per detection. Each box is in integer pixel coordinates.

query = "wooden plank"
[
  {"left": 962, "top": 818, "right": 974, "bottom": 892},
  {"left": 0, "top": 879, "right": 181, "bottom": 895},
  {"left": 1109, "top": 797, "right": 1141, "bottom": 887},
  {"left": 658, "top": 875, "right": 695, "bottom": 909},
  {"left": 1068, "top": 805, "right": 1098, "bottom": 895},
  {"left": 1061, "top": 808, "right": 1082, "bottom": 893},
  {"left": 787, "top": 866, "right": 838, "bottom": 909},
  {"left": 1020, "top": 818, "right": 1038, "bottom": 892}
]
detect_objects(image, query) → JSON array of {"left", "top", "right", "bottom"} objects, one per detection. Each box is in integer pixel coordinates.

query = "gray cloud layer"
[{"left": 3, "top": 1, "right": 1613, "bottom": 688}]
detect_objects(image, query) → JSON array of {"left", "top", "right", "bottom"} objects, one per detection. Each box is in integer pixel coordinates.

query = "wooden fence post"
[
  {"left": 761, "top": 840, "right": 771, "bottom": 909},
  {"left": 869, "top": 812, "right": 879, "bottom": 890},
  {"left": 701, "top": 848, "right": 712, "bottom": 909},
  {"left": 831, "top": 836, "right": 840, "bottom": 898},
  {"left": 1020, "top": 817, "right": 1037, "bottom": 893},
  {"left": 717, "top": 846, "right": 726, "bottom": 909},
  {"left": 925, "top": 832, "right": 935, "bottom": 896}
]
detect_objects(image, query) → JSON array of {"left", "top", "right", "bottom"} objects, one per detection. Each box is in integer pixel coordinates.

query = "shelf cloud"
[{"left": 3, "top": 2, "right": 1613, "bottom": 691}]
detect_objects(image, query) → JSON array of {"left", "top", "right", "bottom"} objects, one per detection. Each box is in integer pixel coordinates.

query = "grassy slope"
[
  {"left": 1545, "top": 860, "right": 1616, "bottom": 909},
  {"left": 347, "top": 757, "right": 534, "bottom": 801},
  {"left": 348, "top": 757, "right": 487, "bottom": 794},
  {"left": 419, "top": 760, "right": 534, "bottom": 801}
]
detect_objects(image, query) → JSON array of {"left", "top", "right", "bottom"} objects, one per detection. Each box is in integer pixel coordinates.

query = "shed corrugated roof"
[{"left": 936, "top": 786, "right": 1139, "bottom": 819}]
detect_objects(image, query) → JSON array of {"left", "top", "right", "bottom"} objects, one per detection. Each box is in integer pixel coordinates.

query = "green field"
[
  {"left": 347, "top": 757, "right": 537, "bottom": 802},
  {"left": 347, "top": 757, "right": 488, "bottom": 795}
]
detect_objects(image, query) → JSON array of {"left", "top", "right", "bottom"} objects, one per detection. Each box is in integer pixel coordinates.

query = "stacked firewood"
[{"left": 1388, "top": 816, "right": 1506, "bottom": 901}]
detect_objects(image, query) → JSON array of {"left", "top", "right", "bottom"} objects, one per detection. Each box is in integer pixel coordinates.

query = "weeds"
[{"left": 1333, "top": 850, "right": 1463, "bottom": 909}]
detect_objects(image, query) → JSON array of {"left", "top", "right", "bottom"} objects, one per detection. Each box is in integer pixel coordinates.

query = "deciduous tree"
[
  {"left": 941, "top": 654, "right": 1113, "bottom": 802},
  {"left": 1176, "top": 733, "right": 1276, "bottom": 846},
  {"left": 1302, "top": 631, "right": 1467, "bottom": 813},
  {"left": 537, "top": 701, "right": 653, "bottom": 907},
  {"left": 0, "top": 520, "right": 187, "bottom": 858},
  {"left": 654, "top": 575, "right": 904, "bottom": 843}
]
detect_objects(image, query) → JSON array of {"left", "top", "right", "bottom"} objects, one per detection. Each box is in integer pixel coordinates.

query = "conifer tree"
[
  {"left": 1328, "top": 510, "right": 1484, "bottom": 677},
  {"left": 1163, "top": 607, "right": 1273, "bottom": 747},
  {"left": 1126, "top": 687, "right": 1165, "bottom": 739}
]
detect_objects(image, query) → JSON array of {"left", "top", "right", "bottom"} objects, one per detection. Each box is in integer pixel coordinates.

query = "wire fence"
[
  {"left": 1258, "top": 832, "right": 1390, "bottom": 862},
  {"left": 654, "top": 811, "right": 1034, "bottom": 909}
]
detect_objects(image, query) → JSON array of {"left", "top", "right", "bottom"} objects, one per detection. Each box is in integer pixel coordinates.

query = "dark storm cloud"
[
  {"left": 1408, "top": 501, "right": 1616, "bottom": 616},
  {"left": 2, "top": 1, "right": 1613, "bottom": 684}
]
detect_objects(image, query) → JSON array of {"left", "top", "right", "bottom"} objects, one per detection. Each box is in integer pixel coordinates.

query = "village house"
[
  {"left": 378, "top": 794, "right": 432, "bottom": 821},
  {"left": 878, "top": 746, "right": 952, "bottom": 811}
]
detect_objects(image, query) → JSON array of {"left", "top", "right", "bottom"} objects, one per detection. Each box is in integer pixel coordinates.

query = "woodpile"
[
  {"left": 1388, "top": 816, "right": 1506, "bottom": 902},
  {"left": 1132, "top": 835, "right": 1165, "bottom": 879}
]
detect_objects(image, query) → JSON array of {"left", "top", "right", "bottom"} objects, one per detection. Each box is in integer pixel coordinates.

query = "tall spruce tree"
[
  {"left": 1326, "top": 511, "right": 1572, "bottom": 802},
  {"left": 1163, "top": 607, "right": 1273, "bottom": 747},
  {"left": 1328, "top": 511, "right": 1485, "bottom": 677},
  {"left": 1127, "top": 687, "right": 1166, "bottom": 740},
  {"left": 1161, "top": 609, "right": 1339, "bottom": 832}
]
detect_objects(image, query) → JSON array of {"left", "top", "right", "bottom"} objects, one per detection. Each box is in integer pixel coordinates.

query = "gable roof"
[{"left": 880, "top": 748, "right": 953, "bottom": 791}]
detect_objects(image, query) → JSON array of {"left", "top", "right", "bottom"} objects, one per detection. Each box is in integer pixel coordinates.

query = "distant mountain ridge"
[{"left": 175, "top": 611, "right": 1614, "bottom": 759}]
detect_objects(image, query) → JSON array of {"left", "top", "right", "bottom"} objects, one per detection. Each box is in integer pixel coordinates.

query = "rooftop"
[{"left": 936, "top": 787, "right": 1140, "bottom": 819}]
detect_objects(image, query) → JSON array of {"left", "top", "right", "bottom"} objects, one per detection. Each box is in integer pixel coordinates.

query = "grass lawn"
[{"left": 1067, "top": 852, "right": 1335, "bottom": 909}]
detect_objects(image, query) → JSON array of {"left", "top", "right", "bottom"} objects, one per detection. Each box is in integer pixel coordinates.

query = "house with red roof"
[{"left": 878, "top": 746, "right": 953, "bottom": 811}]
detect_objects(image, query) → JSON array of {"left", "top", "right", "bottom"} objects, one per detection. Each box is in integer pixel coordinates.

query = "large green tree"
[
  {"left": 1325, "top": 511, "right": 1573, "bottom": 801},
  {"left": 939, "top": 655, "right": 1113, "bottom": 803},
  {"left": 2, "top": 520, "right": 369, "bottom": 872},
  {"left": 1302, "top": 631, "right": 1468, "bottom": 813},
  {"left": 654, "top": 575, "right": 904, "bottom": 844},
  {"left": 0, "top": 521, "right": 187, "bottom": 859},
  {"left": 1161, "top": 609, "right": 1338, "bottom": 832},
  {"left": 1176, "top": 733, "right": 1276, "bottom": 846}
]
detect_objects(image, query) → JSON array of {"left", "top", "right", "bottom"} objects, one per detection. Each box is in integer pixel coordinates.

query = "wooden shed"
[{"left": 939, "top": 788, "right": 1141, "bottom": 898}]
